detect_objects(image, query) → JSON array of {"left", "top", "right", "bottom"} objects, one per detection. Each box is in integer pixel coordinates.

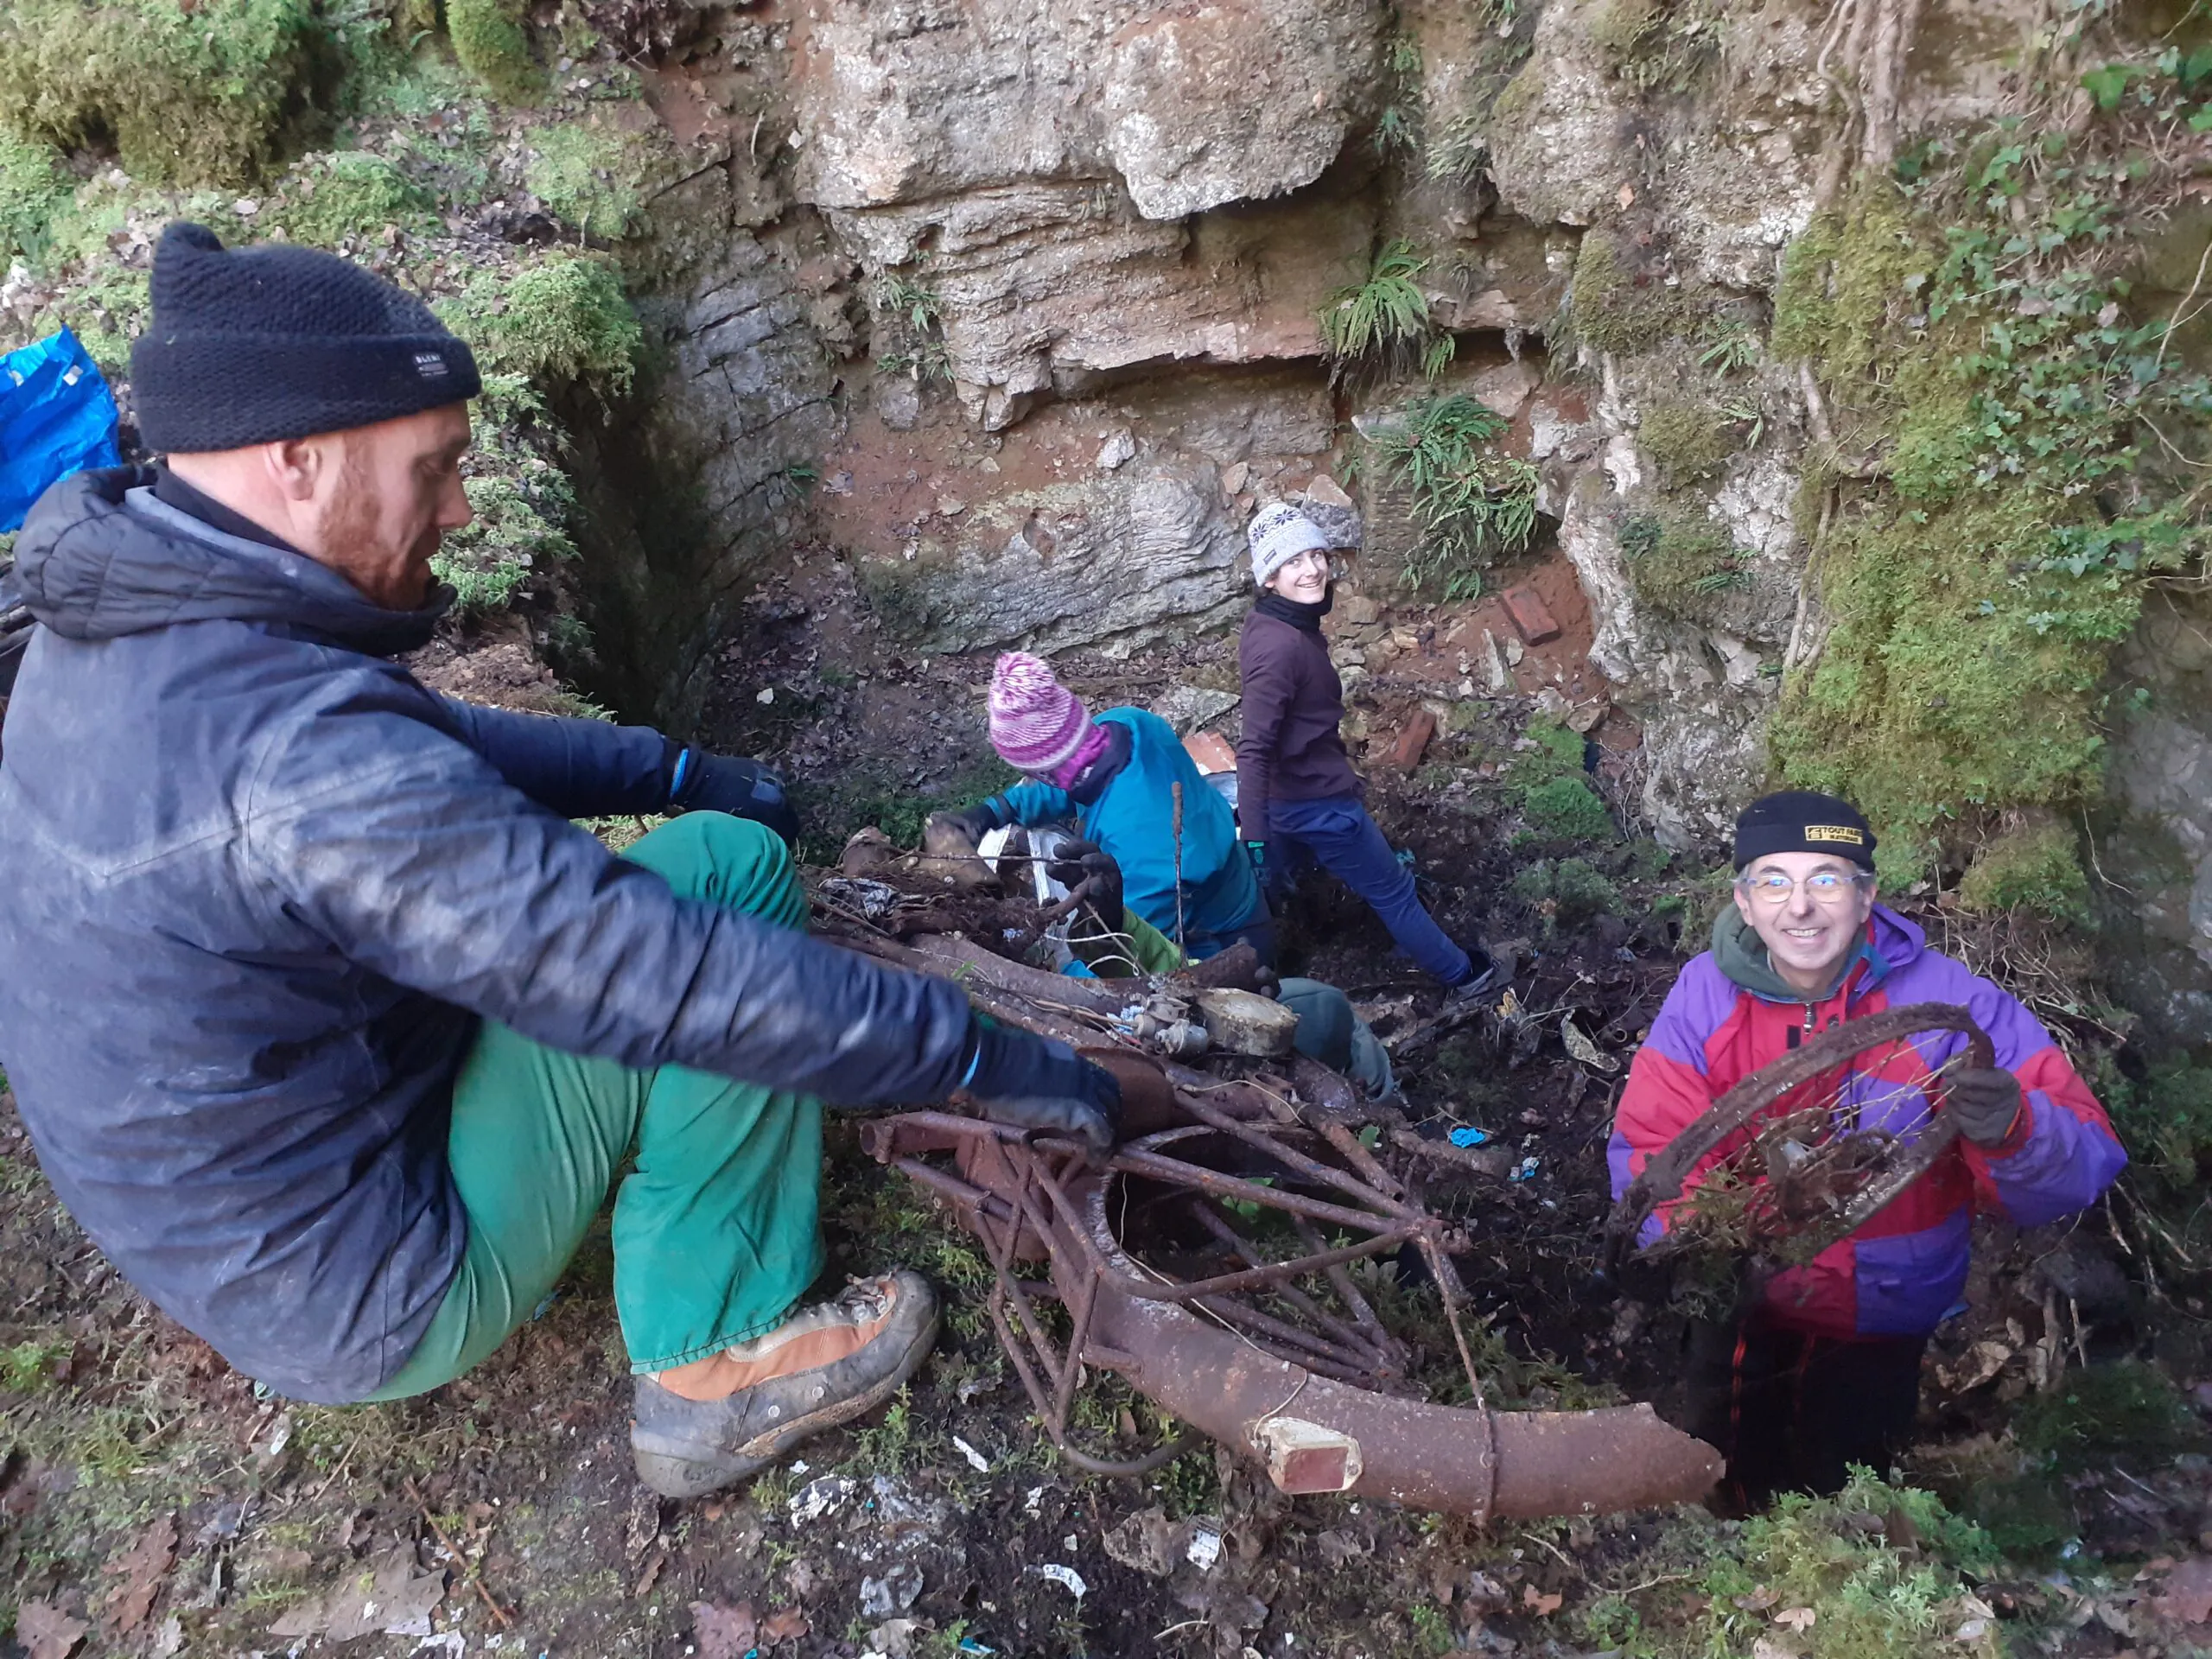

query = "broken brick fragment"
[
  {"left": 1386, "top": 709, "right": 1437, "bottom": 771},
  {"left": 1503, "top": 586, "right": 1561, "bottom": 645}
]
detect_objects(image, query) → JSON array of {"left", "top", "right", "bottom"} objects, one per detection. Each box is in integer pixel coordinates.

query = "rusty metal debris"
[
  {"left": 823, "top": 917, "right": 1722, "bottom": 1521},
  {"left": 1605, "top": 1001, "right": 1993, "bottom": 1274}
]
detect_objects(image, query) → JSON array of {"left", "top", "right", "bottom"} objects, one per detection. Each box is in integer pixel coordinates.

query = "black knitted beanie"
[
  {"left": 1732, "top": 790, "right": 1878, "bottom": 872},
  {"left": 130, "top": 222, "right": 480, "bottom": 453}
]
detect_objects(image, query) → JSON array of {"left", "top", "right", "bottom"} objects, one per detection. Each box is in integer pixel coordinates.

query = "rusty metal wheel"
[{"left": 1604, "top": 1001, "right": 1995, "bottom": 1274}]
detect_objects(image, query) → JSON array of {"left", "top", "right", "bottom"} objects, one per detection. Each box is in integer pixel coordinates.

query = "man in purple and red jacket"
[{"left": 1611, "top": 791, "right": 2125, "bottom": 1505}]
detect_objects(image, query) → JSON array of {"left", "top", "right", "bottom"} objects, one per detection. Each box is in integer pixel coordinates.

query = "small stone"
[
  {"left": 1222, "top": 461, "right": 1249, "bottom": 495},
  {"left": 937, "top": 494, "right": 966, "bottom": 517},
  {"left": 876, "top": 376, "right": 922, "bottom": 430},
  {"left": 1303, "top": 473, "right": 1352, "bottom": 508},
  {"left": 859, "top": 1561, "right": 925, "bottom": 1619},
  {"left": 1096, "top": 429, "right": 1137, "bottom": 470},
  {"left": 1481, "top": 629, "right": 1510, "bottom": 693}
]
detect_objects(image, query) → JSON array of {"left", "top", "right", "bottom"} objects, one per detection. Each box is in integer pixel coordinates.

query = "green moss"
[
  {"left": 439, "top": 253, "right": 640, "bottom": 398},
  {"left": 1522, "top": 775, "right": 1617, "bottom": 842},
  {"left": 1956, "top": 818, "right": 2089, "bottom": 923},
  {"left": 0, "top": 131, "right": 67, "bottom": 263},
  {"left": 2013, "top": 1360, "right": 2197, "bottom": 1474},
  {"left": 1512, "top": 856, "right": 1624, "bottom": 928},
  {"left": 2110, "top": 1054, "right": 2212, "bottom": 1187},
  {"left": 1765, "top": 153, "right": 2199, "bottom": 868},
  {"left": 448, "top": 0, "right": 541, "bottom": 105},
  {"left": 1618, "top": 510, "right": 1747, "bottom": 621},
  {"left": 0, "top": 0, "right": 334, "bottom": 187},
  {"left": 1568, "top": 228, "right": 1686, "bottom": 355},
  {"left": 1770, "top": 486, "right": 2137, "bottom": 864},
  {"left": 432, "top": 373, "right": 578, "bottom": 614},
  {"left": 521, "top": 118, "right": 656, "bottom": 238},
  {"left": 1637, "top": 399, "right": 1735, "bottom": 485},
  {"left": 1770, "top": 179, "right": 1928, "bottom": 385},
  {"left": 21, "top": 262, "right": 154, "bottom": 377},
  {"left": 267, "top": 149, "right": 435, "bottom": 248}
]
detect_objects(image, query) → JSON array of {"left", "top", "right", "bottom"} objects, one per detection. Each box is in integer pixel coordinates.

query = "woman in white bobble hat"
[{"left": 1236, "top": 502, "right": 1506, "bottom": 1001}]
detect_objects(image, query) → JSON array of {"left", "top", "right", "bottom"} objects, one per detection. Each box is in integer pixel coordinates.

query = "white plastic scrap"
[
  {"left": 1185, "top": 1527, "right": 1223, "bottom": 1572},
  {"left": 790, "top": 1473, "right": 857, "bottom": 1523},
  {"left": 952, "top": 1435, "right": 991, "bottom": 1473},
  {"left": 1034, "top": 1564, "right": 1087, "bottom": 1599}
]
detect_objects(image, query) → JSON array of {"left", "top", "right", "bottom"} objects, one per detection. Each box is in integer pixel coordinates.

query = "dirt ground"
[{"left": 5, "top": 557, "right": 2211, "bottom": 1659}]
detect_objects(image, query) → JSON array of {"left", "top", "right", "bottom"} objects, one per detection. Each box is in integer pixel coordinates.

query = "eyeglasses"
[{"left": 1735, "top": 870, "right": 1872, "bottom": 906}]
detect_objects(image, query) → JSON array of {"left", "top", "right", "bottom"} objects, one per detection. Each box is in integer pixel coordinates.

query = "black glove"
[
  {"left": 1948, "top": 1066, "right": 2023, "bottom": 1148},
  {"left": 668, "top": 747, "right": 799, "bottom": 848},
  {"left": 1046, "top": 839, "right": 1123, "bottom": 917},
  {"left": 925, "top": 803, "right": 1001, "bottom": 848},
  {"left": 962, "top": 1017, "right": 1122, "bottom": 1153}
]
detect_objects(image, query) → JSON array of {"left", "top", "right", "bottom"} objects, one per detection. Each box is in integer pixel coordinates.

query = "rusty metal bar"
[{"left": 1188, "top": 1203, "right": 1391, "bottom": 1368}]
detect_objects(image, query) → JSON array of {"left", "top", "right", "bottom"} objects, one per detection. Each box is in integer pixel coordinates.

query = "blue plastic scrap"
[
  {"left": 1509, "top": 1155, "right": 1540, "bottom": 1182},
  {"left": 1, "top": 328, "right": 121, "bottom": 533},
  {"left": 1447, "top": 1126, "right": 1491, "bottom": 1148}
]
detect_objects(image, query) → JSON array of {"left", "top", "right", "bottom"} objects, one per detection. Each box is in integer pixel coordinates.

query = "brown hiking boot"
[{"left": 630, "top": 1271, "right": 939, "bottom": 1499}]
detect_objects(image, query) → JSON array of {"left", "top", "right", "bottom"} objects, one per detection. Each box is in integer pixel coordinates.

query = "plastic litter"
[
  {"left": 1509, "top": 1156, "right": 1540, "bottom": 1182},
  {"left": 0, "top": 329, "right": 120, "bottom": 533},
  {"left": 951, "top": 1434, "right": 991, "bottom": 1473},
  {"left": 1447, "top": 1126, "right": 1491, "bottom": 1148},
  {"left": 1033, "top": 1563, "right": 1086, "bottom": 1599}
]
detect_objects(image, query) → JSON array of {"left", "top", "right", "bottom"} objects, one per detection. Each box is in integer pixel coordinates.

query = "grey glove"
[
  {"left": 1948, "top": 1066, "right": 2023, "bottom": 1148},
  {"left": 961, "top": 1018, "right": 1122, "bottom": 1154}
]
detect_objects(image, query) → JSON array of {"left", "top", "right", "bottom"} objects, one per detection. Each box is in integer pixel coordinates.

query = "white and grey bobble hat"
[{"left": 1246, "top": 502, "right": 1332, "bottom": 590}]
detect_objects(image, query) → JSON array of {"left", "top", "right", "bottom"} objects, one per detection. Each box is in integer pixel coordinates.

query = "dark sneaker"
[
  {"left": 1445, "top": 943, "right": 1518, "bottom": 1006},
  {"left": 631, "top": 1270, "right": 939, "bottom": 1499}
]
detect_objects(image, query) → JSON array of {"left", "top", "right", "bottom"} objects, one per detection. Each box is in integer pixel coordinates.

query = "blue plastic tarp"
[{"left": 2, "top": 328, "right": 121, "bottom": 533}]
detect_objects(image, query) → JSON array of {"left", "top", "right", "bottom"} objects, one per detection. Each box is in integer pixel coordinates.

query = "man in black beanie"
[
  {"left": 1610, "top": 788, "right": 2124, "bottom": 1508},
  {"left": 0, "top": 222, "right": 1120, "bottom": 1497}
]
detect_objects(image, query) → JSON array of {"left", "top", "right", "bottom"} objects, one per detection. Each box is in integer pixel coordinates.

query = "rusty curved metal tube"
[{"left": 1056, "top": 1166, "right": 1721, "bottom": 1520}]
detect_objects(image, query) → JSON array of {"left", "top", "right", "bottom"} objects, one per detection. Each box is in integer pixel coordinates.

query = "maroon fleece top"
[{"left": 1236, "top": 598, "right": 1360, "bottom": 842}]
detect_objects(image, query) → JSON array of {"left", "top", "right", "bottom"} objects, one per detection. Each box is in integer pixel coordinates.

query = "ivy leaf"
[
  {"left": 2190, "top": 105, "right": 2212, "bottom": 132},
  {"left": 2080, "top": 64, "right": 2138, "bottom": 111}
]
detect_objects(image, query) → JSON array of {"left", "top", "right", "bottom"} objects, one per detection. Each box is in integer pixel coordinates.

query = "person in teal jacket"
[
  {"left": 930, "top": 652, "right": 1400, "bottom": 1100},
  {"left": 934, "top": 652, "right": 1268, "bottom": 963}
]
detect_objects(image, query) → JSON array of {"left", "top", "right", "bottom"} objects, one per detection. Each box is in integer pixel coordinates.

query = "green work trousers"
[{"left": 365, "top": 813, "right": 826, "bottom": 1400}]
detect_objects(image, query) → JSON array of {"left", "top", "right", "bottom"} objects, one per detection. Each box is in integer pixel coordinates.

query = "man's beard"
[{"left": 324, "top": 447, "right": 441, "bottom": 608}]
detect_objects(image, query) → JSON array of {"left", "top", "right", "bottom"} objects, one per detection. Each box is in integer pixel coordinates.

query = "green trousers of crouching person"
[{"left": 366, "top": 813, "right": 826, "bottom": 1399}]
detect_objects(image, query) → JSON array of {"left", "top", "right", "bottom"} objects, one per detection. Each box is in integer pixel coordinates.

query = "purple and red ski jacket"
[{"left": 1609, "top": 904, "right": 2126, "bottom": 1340}]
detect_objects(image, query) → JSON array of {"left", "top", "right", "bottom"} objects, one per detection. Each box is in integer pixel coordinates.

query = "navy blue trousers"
[{"left": 1271, "top": 793, "right": 1472, "bottom": 987}]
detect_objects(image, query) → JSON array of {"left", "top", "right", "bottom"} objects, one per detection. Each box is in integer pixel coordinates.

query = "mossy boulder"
[
  {"left": 439, "top": 252, "right": 641, "bottom": 399},
  {"left": 1569, "top": 227, "right": 1688, "bottom": 355},
  {"left": 269, "top": 150, "right": 436, "bottom": 249},
  {"left": 1957, "top": 817, "right": 2089, "bottom": 924},
  {"left": 1618, "top": 508, "right": 1746, "bottom": 624},
  {"left": 1637, "top": 399, "right": 1735, "bottom": 486},
  {"left": 0, "top": 0, "right": 338, "bottom": 187},
  {"left": 521, "top": 117, "right": 666, "bottom": 239},
  {"left": 448, "top": 0, "right": 542, "bottom": 105},
  {"left": 0, "top": 131, "right": 69, "bottom": 263}
]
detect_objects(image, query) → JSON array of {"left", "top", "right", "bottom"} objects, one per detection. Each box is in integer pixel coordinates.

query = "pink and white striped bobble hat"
[{"left": 988, "top": 652, "right": 1091, "bottom": 776}]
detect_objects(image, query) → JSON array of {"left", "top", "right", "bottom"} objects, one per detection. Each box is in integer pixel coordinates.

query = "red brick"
[
  {"left": 1503, "top": 585, "right": 1561, "bottom": 645},
  {"left": 1385, "top": 709, "right": 1437, "bottom": 771}
]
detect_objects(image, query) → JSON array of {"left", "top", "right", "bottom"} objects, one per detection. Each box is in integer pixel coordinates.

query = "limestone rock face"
[
  {"left": 792, "top": 0, "right": 1386, "bottom": 419},
  {"left": 792, "top": 0, "right": 1382, "bottom": 219},
  {"left": 2097, "top": 595, "right": 2212, "bottom": 1046},
  {"left": 1101, "top": 3, "right": 1376, "bottom": 219},
  {"left": 867, "top": 465, "right": 1249, "bottom": 657},
  {"left": 1556, "top": 471, "right": 1778, "bottom": 850},
  {"left": 1483, "top": 2, "right": 1634, "bottom": 230}
]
